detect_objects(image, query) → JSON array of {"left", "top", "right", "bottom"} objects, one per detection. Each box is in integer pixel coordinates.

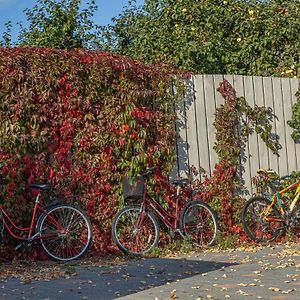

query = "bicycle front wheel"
[
  {"left": 38, "top": 205, "right": 93, "bottom": 262},
  {"left": 112, "top": 205, "right": 160, "bottom": 256},
  {"left": 241, "top": 197, "right": 282, "bottom": 242},
  {"left": 180, "top": 200, "right": 218, "bottom": 247}
]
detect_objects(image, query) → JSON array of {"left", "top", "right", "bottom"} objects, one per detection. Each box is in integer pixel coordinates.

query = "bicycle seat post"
[
  {"left": 176, "top": 185, "right": 181, "bottom": 197},
  {"left": 28, "top": 189, "right": 42, "bottom": 238},
  {"left": 35, "top": 192, "right": 41, "bottom": 204}
]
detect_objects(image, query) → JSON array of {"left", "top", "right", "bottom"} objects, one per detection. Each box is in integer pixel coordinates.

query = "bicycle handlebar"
[
  {"left": 257, "top": 168, "right": 300, "bottom": 181},
  {"left": 141, "top": 166, "right": 156, "bottom": 177}
]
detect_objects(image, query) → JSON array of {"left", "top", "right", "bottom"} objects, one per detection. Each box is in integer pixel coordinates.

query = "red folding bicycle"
[
  {"left": 0, "top": 183, "right": 93, "bottom": 262},
  {"left": 111, "top": 167, "right": 218, "bottom": 256}
]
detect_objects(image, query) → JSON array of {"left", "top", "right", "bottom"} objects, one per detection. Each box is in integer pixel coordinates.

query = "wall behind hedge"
[{"left": 0, "top": 47, "right": 179, "bottom": 255}]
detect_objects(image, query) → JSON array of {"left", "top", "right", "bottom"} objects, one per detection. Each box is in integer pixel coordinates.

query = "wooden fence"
[{"left": 172, "top": 75, "right": 300, "bottom": 195}]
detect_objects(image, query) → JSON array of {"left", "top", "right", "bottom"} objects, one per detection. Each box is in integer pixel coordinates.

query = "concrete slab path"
[{"left": 0, "top": 243, "right": 299, "bottom": 300}]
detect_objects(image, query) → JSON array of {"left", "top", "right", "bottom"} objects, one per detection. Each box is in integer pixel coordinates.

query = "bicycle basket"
[{"left": 122, "top": 176, "right": 144, "bottom": 200}]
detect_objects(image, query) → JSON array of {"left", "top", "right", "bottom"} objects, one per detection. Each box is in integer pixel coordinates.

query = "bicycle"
[
  {"left": 0, "top": 183, "right": 93, "bottom": 262},
  {"left": 241, "top": 168, "right": 300, "bottom": 242},
  {"left": 111, "top": 167, "right": 218, "bottom": 256}
]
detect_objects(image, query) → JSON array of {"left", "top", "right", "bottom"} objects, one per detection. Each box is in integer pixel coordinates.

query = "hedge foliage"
[{"left": 0, "top": 47, "right": 180, "bottom": 255}]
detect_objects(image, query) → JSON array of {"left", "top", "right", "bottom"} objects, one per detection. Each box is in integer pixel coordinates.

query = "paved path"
[{"left": 0, "top": 243, "right": 299, "bottom": 300}]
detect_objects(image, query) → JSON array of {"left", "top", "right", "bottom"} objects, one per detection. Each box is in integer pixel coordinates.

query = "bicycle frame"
[
  {"left": 0, "top": 191, "right": 64, "bottom": 241},
  {"left": 139, "top": 185, "right": 184, "bottom": 231},
  {"left": 264, "top": 179, "right": 300, "bottom": 219}
]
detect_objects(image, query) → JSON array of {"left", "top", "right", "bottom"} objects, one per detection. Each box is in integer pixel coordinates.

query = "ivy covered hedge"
[{"left": 0, "top": 47, "right": 180, "bottom": 257}]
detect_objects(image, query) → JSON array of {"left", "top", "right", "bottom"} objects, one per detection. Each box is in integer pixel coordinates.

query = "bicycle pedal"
[
  {"left": 15, "top": 243, "right": 24, "bottom": 250},
  {"left": 169, "top": 230, "right": 176, "bottom": 238},
  {"left": 32, "top": 240, "right": 41, "bottom": 246}
]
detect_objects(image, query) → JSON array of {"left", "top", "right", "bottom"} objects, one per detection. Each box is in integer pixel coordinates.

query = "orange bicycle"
[
  {"left": 0, "top": 183, "right": 93, "bottom": 262},
  {"left": 242, "top": 169, "right": 300, "bottom": 242}
]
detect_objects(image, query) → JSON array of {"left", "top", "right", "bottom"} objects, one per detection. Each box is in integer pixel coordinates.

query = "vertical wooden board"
[
  {"left": 212, "top": 75, "right": 225, "bottom": 177},
  {"left": 213, "top": 74, "right": 225, "bottom": 108},
  {"left": 233, "top": 75, "right": 252, "bottom": 193},
  {"left": 272, "top": 78, "right": 288, "bottom": 176},
  {"left": 224, "top": 75, "right": 234, "bottom": 86},
  {"left": 281, "top": 78, "right": 297, "bottom": 173},
  {"left": 244, "top": 76, "right": 260, "bottom": 193},
  {"left": 203, "top": 75, "right": 218, "bottom": 174},
  {"left": 233, "top": 75, "right": 246, "bottom": 97},
  {"left": 290, "top": 78, "right": 299, "bottom": 105},
  {"left": 222, "top": 75, "right": 235, "bottom": 102},
  {"left": 262, "top": 76, "right": 279, "bottom": 173},
  {"left": 290, "top": 79, "right": 300, "bottom": 170},
  {"left": 185, "top": 77, "right": 201, "bottom": 175},
  {"left": 176, "top": 98, "right": 188, "bottom": 175},
  {"left": 174, "top": 82, "right": 189, "bottom": 178},
  {"left": 170, "top": 83, "right": 179, "bottom": 179},
  {"left": 193, "top": 75, "right": 212, "bottom": 176},
  {"left": 296, "top": 136, "right": 300, "bottom": 169},
  {"left": 253, "top": 76, "right": 269, "bottom": 170}
]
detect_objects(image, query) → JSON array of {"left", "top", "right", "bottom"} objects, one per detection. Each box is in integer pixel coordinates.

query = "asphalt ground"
[{"left": 0, "top": 243, "right": 299, "bottom": 300}]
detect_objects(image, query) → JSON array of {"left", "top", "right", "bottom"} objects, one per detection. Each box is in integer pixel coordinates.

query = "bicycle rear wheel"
[
  {"left": 180, "top": 200, "right": 218, "bottom": 247},
  {"left": 241, "top": 197, "right": 282, "bottom": 242},
  {"left": 112, "top": 205, "right": 160, "bottom": 256},
  {"left": 38, "top": 205, "right": 93, "bottom": 262}
]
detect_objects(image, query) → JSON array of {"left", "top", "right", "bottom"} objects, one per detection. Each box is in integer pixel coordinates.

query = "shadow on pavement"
[{"left": 0, "top": 257, "right": 238, "bottom": 300}]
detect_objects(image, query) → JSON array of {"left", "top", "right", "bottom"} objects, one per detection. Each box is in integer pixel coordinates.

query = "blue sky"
[{"left": 0, "top": 0, "right": 144, "bottom": 42}]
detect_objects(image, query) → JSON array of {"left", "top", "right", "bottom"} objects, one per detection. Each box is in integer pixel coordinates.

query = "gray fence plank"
[
  {"left": 273, "top": 78, "right": 289, "bottom": 176},
  {"left": 203, "top": 75, "right": 218, "bottom": 174},
  {"left": 290, "top": 79, "right": 300, "bottom": 170},
  {"left": 254, "top": 76, "right": 269, "bottom": 171},
  {"left": 244, "top": 76, "right": 260, "bottom": 192},
  {"left": 233, "top": 75, "right": 251, "bottom": 192},
  {"left": 185, "top": 77, "right": 200, "bottom": 176},
  {"left": 213, "top": 75, "right": 225, "bottom": 108},
  {"left": 174, "top": 82, "right": 189, "bottom": 178},
  {"left": 282, "top": 78, "right": 297, "bottom": 173},
  {"left": 262, "top": 76, "right": 280, "bottom": 173},
  {"left": 193, "top": 75, "right": 211, "bottom": 176}
]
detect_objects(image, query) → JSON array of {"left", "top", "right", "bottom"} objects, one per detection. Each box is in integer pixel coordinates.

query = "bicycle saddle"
[
  {"left": 258, "top": 169, "right": 291, "bottom": 181},
  {"left": 172, "top": 178, "right": 189, "bottom": 186},
  {"left": 29, "top": 183, "right": 51, "bottom": 191},
  {"left": 257, "top": 168, "right": 276, "bottom": 175}
]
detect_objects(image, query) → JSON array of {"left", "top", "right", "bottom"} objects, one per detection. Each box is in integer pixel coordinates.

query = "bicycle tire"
[
  {"left": 38, "top": 204, "right": 93, "bottom": 262},
  {"left": 111, "top": 205, "right": 160, "bottom": 256},
  {"left": 179, "top": 200, "right": 218, "bottom": 247},
  {"left": 241, "top": 197, "right": 282, "bottom": 242}
]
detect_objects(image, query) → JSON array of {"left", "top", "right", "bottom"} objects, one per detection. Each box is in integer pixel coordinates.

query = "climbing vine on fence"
[
  {"left": 288, "top": 89, "right": 300, "bottom": 143},
  {"left": 195, "top": 79, "right": 280, "bottom": 241}
]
